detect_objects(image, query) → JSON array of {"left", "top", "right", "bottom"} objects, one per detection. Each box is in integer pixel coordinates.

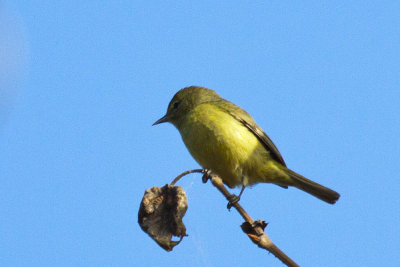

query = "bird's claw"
[
  {"left": 227, "top": 194, "right": 240, "bottom": 210},
  {"left": 202, "top": 169, "right": 213, "bottom": 183}
]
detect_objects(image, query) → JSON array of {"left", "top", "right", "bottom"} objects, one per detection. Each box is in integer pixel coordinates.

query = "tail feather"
[{"left": 287, "top": 169, "right": 340, "bottom": 204}]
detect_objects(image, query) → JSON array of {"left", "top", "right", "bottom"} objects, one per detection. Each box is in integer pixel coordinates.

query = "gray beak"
[{"left": 153, "top": 114, "right": 169, "bottom": 126}]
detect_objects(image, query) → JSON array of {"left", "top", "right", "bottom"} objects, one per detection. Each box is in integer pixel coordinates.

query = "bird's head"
[{"left": 153, "top": 86, "right": 220, "bottom": 128}]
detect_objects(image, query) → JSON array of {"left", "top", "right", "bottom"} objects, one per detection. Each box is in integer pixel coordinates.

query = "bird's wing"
[{"left": 215, "top": 99, "right": 287, "bottom": 167}]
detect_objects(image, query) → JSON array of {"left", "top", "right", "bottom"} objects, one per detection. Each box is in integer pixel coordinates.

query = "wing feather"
[{"left": 215, "top": 99, "right": 287, "bottom": 167}]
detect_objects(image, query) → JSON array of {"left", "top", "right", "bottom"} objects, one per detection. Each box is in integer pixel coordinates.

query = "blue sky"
[{"left": 1, "top": 1, "right": 399, "bottom": 266}]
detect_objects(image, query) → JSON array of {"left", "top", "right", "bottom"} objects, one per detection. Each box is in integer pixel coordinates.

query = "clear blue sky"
[{"left": 1, "top": 1, "right": 399, "bottom": 266}]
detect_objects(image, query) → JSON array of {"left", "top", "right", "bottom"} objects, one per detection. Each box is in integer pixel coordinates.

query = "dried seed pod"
[{"left": 138, "top": 184, "right": 188, "bottom": 251}]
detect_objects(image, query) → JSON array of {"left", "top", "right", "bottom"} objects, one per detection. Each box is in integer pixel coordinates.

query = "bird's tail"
[{"left": 287, "top": 169, "right": 340, "bottom": 204}]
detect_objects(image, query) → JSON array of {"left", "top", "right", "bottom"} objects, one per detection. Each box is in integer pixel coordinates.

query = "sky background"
[{"left": 1, "top": 1, "right": 399, "bottom": 266}]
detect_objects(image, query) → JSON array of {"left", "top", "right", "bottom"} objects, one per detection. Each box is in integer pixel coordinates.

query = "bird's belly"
[{"left": 179, "top": 105, "right": 262, "bottom": 187}]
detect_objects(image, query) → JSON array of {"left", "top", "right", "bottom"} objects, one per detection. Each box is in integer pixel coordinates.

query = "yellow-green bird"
[{"left": 154, "top": 86, "right": 340, "bottom": 204}]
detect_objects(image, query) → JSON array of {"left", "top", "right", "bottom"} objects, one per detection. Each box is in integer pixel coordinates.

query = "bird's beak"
[{"left": 153, "top": 114, "right": 169, "bottom": 126}]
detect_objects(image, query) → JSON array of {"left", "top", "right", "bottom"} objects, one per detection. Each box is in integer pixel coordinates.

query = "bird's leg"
[
  {"left": 227, "top": 185, "right": 246, "bottom": 210},
  {"left": 202, "top": 169, "right": 213, "bottom": 183}
]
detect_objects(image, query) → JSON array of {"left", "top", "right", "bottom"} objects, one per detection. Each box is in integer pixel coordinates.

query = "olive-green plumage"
[{"left": 154, "top": 86, "right": 340, "bottom": 204}]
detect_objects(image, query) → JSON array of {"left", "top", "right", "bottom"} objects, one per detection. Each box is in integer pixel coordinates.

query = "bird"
[{"left": 153, "top": 86, "right": 340, "bottom": 205}]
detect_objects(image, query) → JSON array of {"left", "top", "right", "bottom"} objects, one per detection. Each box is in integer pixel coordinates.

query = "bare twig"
[
  {"left": 209, "top": 175, "right": 299, "bottom": 267},
  {"left": 170, "top": 169, "right": 203, "bottom": 186},
  {"left": 170, "top": 169, "right": 299, "bottom": 267}
]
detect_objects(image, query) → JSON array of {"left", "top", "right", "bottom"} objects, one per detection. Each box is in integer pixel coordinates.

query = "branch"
[
  {"left": 171, "top": 169, "right": 299, "bottom": 267},
  {"left": 209, "top": 174, "right": 299, "bottom": 267},
  {"left": 170, "top": 169, "right": 203, "bottom": 186}
]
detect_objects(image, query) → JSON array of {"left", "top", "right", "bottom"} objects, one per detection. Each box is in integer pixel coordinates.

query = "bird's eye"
[{"left": 173, "top": 101, "right": 181, "bottom": 109}]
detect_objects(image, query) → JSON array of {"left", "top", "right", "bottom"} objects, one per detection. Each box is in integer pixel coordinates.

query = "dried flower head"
[{"left": 138, "top": 184, "right": 188, "bottom": 251}]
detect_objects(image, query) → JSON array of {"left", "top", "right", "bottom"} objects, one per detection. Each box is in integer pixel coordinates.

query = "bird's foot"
[
  {"left": 202, "top": 169, "right": 213, "bottom": 183},
  {"left": 227, "top": 194, "right": 240, "bottom": 210}
]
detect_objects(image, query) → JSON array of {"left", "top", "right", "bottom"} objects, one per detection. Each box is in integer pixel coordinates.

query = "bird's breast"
[{"left": 177, "top": 104, "right": 262, "bottom": 187}]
